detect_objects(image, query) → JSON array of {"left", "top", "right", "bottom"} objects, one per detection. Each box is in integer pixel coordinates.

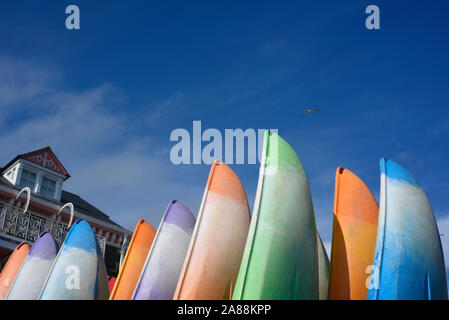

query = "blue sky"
[{"left": 1, "top": 1, "right": 449, "bottom": 266}]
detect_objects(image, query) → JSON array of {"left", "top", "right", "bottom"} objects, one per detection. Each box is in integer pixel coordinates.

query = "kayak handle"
[
  {"left": 15, "top": 187, "right": 31, "bottom": 213},
  {"left": 119, "top": 234, "right": 128, "bottom": 268},
  {"left": 57, "top": 202, "right": 74, "bottom": 228}
]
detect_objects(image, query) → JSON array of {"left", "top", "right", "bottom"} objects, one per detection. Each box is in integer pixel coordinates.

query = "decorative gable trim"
[{"left": 20, "top": 147, "right": 70, "bottom": 179}]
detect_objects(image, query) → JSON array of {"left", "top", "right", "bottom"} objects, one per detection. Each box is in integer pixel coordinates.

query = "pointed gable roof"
[
  {"left": 21, "top": 147, "right": 69, "bottom": 178},
  {"left": 2, "top": 147, "right": 70, "bottom": 179}
]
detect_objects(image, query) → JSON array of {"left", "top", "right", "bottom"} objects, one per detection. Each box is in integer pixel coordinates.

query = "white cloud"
[
  {"left": 0, "top": 55, "right": 60, "bottom": 110},
  {"left": 0, "top": 84, "right": 124, "bottom": 158},
  {"left": 145, "top": 91, "right": 186, "bottom": 127},
  {"left": 0, "top": 56, "right": 206, "bottom": 231}
]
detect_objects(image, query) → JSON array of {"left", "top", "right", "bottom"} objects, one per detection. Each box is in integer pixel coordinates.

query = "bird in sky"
[{"left": 302, "top": 108, "right": 319, "bottom": 115}]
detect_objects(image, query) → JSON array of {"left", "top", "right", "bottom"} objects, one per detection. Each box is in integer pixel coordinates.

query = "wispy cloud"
[
  {"left": 0, "top": 84, "right": 126, "bottom": 159},
  {"left": 0, "top": 55, "right": 60, "bottom": 111},
  {"left": 259, "top": 39, "right": 287, "bottom": 55},
  {"left": 0, "top": 55, "right": 206, "bottom": 231},
  {"left": 428, "top": 119, "right": 449, "bottom": 137},
  {"left": 145, "top": 91, "right": 186, "bottom": 127}
]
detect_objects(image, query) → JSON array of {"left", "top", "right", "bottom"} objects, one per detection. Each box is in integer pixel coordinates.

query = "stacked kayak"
[
  {"left": 108, "top": 277, "right": 116, "bottom": 292},
  {"left": 328, "top": 167, "right": 378, "bottom": 300},
  {"left": 317, "top": 233, "right": 330, "bottom": 300},
  {"left": 0, "top": 146, "right": 446, "bottom": 301},
  {"left": 39, "top": 219, "right": 109, "bottom": 300},
  {"left": 110, "top": 219, "right": 156, "bottom": 300},
  {"left": 0, "top": 242, "right": 31, "bottom": 299},
  {"left": 367, "top": 159, "right": 447, "bottom": 300},
  {"left": 133, "top": 201, "right": 195, "bottom": 300},
  {"left": 7, "top": 233, "right": 59, "bottom": 300},
  {"left": 174, "top": 160, "right": 251, "bottom": 300},
  {"left": 233, "top": 131, "right": 319, "bottom": 300}
]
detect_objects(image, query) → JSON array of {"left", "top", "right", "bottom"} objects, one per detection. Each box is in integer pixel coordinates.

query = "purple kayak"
[
  {"left": 6, "top": 232, "right": 59, "bottom": 300},
  {"left": 132, "top": 200, "right": 195, "bottom": 300}
]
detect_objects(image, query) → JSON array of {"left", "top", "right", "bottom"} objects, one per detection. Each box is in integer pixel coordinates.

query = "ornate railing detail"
[
  {"left": 97, "top": 235, "right": 106, "bottom": 257},
  {"left": 0, "top": 203, "right": 48, "bottom": 243},
  {"left": 0, "top": 201, "right": 106, "bottom": 254}
]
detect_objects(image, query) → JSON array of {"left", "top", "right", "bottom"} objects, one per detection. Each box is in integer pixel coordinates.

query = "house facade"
[{"left": 0, "top": 147, "right": 132, "bottom": 277}]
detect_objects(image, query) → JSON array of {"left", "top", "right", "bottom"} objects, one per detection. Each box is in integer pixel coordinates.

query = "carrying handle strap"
[
  {"left": 56, "top": 202, "right": 74, "bottom": 228},
  {"left": 15, "top": 187, "right": 31, "bottom": 213}
]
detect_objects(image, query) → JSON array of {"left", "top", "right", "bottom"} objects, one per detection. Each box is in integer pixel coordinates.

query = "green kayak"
[
  {"left": 317, "top": 233, "right": 330, "bottom": 300},
  {"left": 232, "top": 130, "right": 319, "bottom": 300}
]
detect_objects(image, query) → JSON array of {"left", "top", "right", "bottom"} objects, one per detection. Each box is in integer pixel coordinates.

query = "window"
[
  {"left": 40, "top": 176, "right": 56, "bottom": 198},
  {"left": 19, "top": 169, "right": 37, "bottom": 190}
]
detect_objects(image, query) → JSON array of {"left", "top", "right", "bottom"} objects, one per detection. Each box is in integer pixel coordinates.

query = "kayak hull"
[
  {"left": 0, "top": 242, "right": 31, "bottom": 299},
  {"left": 317, "top": 233, "right": 330, "bottom": 300},
  {"left": 367, "top": 159, "right": 447, "bottom": 300},
  {"left": 329, "top": 167, "right": 378, "bottom": 300},
  {"left": 174, "top": 161, "right": 250, "bottom": 300},
  {"left": 110, "top": 219, "right": 156, "bottom": 300},
  {"left": 7, "top": 232, "right": 59, "bottom": 300},
  {"left": 39, "top": 219, "right": 109, "bottom": 300},
  {"left": 133, "top": 201, "right": 195, "bottom": 300},
  {"left": 108, "top": 277, "right": 116, "bottom": 292},
  {"left": 233, "top": 131, "right": 319, "bottom": 300}
]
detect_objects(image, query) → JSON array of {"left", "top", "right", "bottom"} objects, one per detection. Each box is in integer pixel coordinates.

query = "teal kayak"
[
  {"left": 367, "top": 159, "right": 447, "bottom": 299},
  {"left": 317, "top": 233, "right": 330, "bottom": 300}
]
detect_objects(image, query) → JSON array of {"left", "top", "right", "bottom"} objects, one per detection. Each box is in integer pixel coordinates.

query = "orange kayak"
[
  {"left": 0, "top": 242, "right": 31, "bottom": 299},
  {"left": 328, "top": 167, "right": 378, "bottom": 300},
  {"left": 174, "top": 160, "right": 250, "bottom": 300},
  {"left": 110, "top": 220, "right": 156, "bottom": 300}
]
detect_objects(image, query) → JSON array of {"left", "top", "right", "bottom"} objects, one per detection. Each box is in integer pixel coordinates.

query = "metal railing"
[{"left": 0, "top": 201, "right": 106, "bottom": 256}]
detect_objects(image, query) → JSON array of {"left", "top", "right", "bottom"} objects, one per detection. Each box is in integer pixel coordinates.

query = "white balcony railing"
[{"left": 0, "top": 201, "right": 106, "bottom": 256}]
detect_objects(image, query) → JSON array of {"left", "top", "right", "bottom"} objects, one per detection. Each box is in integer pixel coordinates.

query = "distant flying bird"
[{"left": 302, "top": 108, "right": 319, "bottom": 115}]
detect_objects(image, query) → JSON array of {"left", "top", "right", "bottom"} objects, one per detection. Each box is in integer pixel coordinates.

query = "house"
[{"left": 0, "top": 147, "right": 132, "bottom": 276}]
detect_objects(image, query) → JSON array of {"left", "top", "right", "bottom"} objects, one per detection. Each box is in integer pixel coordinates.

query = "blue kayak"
[
  {"left": 39, "top": 219, "right": 109, "bottom": 300},
  {"left": 367, "top": 158, "right": 447, "bottom": 300}
]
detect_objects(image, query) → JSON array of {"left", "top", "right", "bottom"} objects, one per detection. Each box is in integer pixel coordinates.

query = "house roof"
[
  {"left": 0, "top": 170, "right": 125, "bottom": 231},
  {"left": 0, "top": 148, "right": 128, "bottom": 232},
  {"left": 1, "top": 147, "right": 70, "bottom": 179},
  {"left": 60, "top": 190, "right": 123, "bottom": 228}
]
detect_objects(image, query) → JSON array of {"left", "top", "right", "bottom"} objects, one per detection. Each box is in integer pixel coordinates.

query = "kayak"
[
  {"left": 0, "top": 242, "right": 31, "bottom": 299},
  {"left": 174, "top": 160, "right": 250, "bottom": 300},
  {"left": 110, "top": 219, "right": 156, "bottom": 300},
  {"left": 233, "top": 131, "right": 319, "bottom": 300},
  {"left": 367, "top": 159, "right": 447, "bottom": 300},
  {"left": 108, "top": 277, "right": 116, "bottom": 292},
  {"left": 7, "top": 232, "right": 59, "bottom": 300},
  {"left": 317, "top": 233, "right": 330, "bottom": 300},
  {"left": 39, "top": 219, "right": 109, "bottom": 300},
  {"left": 133, "top": 201, "right": 195, "bottom": 300},
  {"left": 328, "top": 167, "right": 378, "bottom": 300}
]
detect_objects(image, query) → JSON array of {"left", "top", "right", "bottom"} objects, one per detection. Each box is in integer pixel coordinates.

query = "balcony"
[{"left": 0, "top": 200, "right": 106, "bottom": 255}]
